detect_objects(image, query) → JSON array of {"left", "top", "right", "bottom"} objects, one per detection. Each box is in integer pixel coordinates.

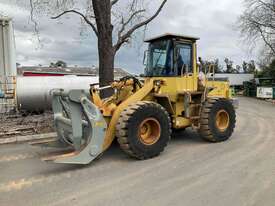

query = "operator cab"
[{"left": 144, "top": 33, "right": 199, "bottom": 77}]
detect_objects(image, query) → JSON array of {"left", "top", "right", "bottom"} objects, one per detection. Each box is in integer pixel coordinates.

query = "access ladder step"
[
  {"left": 190, "top": 103, "right": 201, "bottom": 107},
  {"left": 190, "top": 116, "right": 200, "bottom": 120}
]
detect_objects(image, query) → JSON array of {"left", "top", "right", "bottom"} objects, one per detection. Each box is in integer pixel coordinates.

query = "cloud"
[{"left": 0, "top": 0, "right": 258, "bottom": 74}]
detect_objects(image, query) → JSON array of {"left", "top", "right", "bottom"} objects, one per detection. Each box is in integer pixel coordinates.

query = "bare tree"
[
  {"left": 224, "top": 58, "right": 234, "bottom": 73},
  {"left": 198, "top": 57, "right": 223, "bottom": 73},
  {"left": 28, "top": 0, "right": 168, "bottom": 91},
  {"left": 247, "top": 60, "right": 256, "bottom": 73},
  {"left": 239, "top": 0, "right": 275, "bottom": 58},
  {"left": 242, "top": 61, "right": 248, "bottom": 73},
  {"left": 213, "top": 58, "right": 223, "bottom": 73},
  {"left": 50, "top": 60, "right": 67, "bottom": 68}
]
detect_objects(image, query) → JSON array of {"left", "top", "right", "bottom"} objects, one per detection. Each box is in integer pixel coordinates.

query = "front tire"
[
  {"left": 199, "top": 98, "right": 236, "bottom": 142},
  {"left": 116, "top": 101, "right": 171, "bottom": 160}
]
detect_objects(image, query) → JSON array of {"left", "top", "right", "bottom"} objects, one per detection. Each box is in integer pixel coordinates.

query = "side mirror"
[{"left": 143, "top": 50, "right": 148, "bottom": 66}]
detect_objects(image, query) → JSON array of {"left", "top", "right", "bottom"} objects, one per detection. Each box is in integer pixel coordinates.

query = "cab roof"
[{"left": 144, "top": 33, "right": 200, "bottom": 43}]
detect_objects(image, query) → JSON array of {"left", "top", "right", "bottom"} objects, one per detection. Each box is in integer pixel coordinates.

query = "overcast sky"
[{"left": 0, "top": 0, "right": 258, "bottom": 74}]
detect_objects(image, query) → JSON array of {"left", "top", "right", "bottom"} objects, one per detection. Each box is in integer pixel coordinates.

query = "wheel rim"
[
  {"left": 215, "top": 109, "right": 230, "bottom": 132},
  {"left": 138, "top": 118, "right": 161, "bottom": 145}
]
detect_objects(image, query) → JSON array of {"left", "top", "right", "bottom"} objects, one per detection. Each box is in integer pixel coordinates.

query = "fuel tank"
[{"left": 16, "top": 76, "right": 98, "bottom": 111}]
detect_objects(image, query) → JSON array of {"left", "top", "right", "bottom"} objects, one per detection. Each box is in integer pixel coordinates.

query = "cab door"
[{"left": 175, "top": 43, "right": 197, "bottom": 92}]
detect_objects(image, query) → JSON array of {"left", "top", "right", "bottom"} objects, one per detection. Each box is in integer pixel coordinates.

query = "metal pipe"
[{"left": 97, "top": 85, "right": 112, "bottom": 91}]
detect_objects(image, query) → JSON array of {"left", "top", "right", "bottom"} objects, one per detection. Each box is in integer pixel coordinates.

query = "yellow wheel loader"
[{"left": 33, "top": 34, "right": 238, "bottom": 164}]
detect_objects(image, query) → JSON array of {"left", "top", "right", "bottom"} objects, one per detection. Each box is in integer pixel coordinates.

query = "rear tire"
[
  {"left": 199, "top": 98, "right": 236, "bottom": 142},
  {"left": 116, "top": 101, "right": 171, "bottom": 160}
]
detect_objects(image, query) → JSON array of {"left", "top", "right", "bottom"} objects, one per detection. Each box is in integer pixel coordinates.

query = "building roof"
[
  {"left": 144, "top": 33, "right": 200, "bottom": 42},
  {"left": 17, "top": 66, "right": 130, "bottom": 77}
]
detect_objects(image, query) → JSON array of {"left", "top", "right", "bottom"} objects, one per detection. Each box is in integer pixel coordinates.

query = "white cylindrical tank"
[{"left": 16, "top": 76, "right": 99, "bottom": 111}]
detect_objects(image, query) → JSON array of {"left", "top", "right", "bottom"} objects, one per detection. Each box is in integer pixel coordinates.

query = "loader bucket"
[{"left": 37, "top": 89, "right": 107, "bottom": 164}]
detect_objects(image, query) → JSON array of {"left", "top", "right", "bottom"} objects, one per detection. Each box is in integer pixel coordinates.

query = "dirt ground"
[
  {"left": 0, "top": 112, "right": 54, "bottom": 138},
  {"left": 0, "top": 97, "right": 274, "bottom": 206}
]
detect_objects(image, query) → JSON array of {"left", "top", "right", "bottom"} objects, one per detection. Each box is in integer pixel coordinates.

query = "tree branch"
[
  {"left": 257, "top": 0, "right": 275, "bottom": 13},
  {"left": 111, "top": 0, "right": 120, "bottom": 6},
  {"left": 29, "top": 0, "right": 41, "bottom": 43},
  {"left": 51, "top": 9, "right": 98, "bottom": 36},
  {"left": 258, "top": 26, "right": 275, "bottom": 55},
  {"left": 118, "top": 9, "right": 146, "bottom": 38},
  {"left": 247, "top": 16, "right": 275, "bottom": 30},
  {"left": 114, "top": 0, "right": 167, "bottom": 51}
]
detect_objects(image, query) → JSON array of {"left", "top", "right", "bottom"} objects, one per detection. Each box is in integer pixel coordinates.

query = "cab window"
[
  {"left": 145, "top": 40, "right": 174, "bottom": 77},
  {"left": 175, "top": 44, "right": 192, "bottom": 76}
]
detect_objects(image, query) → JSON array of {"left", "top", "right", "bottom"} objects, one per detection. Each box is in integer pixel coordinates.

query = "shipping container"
[{"left": 214, "top": 73, "right": 254, "bottom": 86}]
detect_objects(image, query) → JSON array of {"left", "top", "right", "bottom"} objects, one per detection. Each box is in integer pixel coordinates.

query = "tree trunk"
[
  {"left": 92, "top": 0, "right": 115, "bottom": 97},
  {"left": 98, "top": 41, "right": 115, "bottom": 87}
]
